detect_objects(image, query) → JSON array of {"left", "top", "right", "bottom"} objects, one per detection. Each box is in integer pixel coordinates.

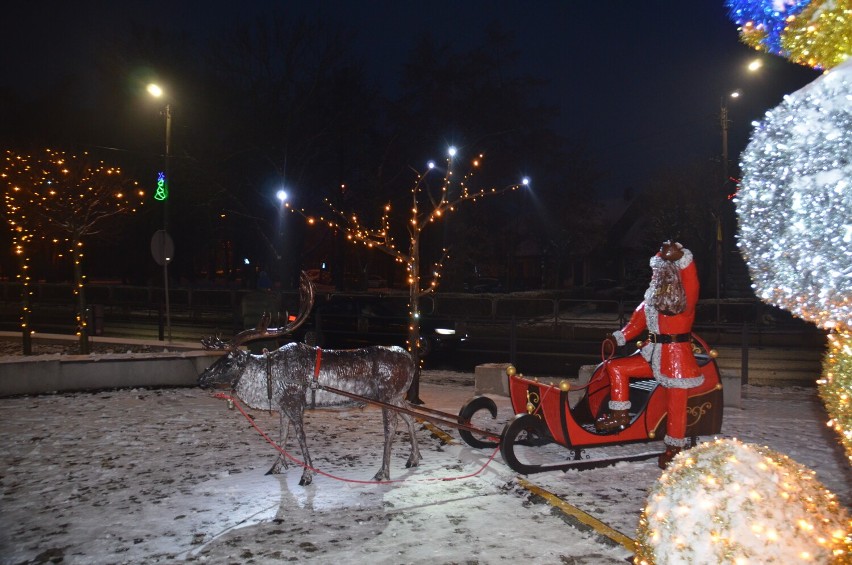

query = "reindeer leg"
[
  {"left": 266, "top": 412, "right": 291, "bottom": 475},
  {"left": 289, "top": 408, "right": 314, "bottom": 486},
  {"left": 374, "top": 407, "right": 399, "bottom": 482},
  {"left": 399, "top": 410, "right": 421, "bottom": 469}
]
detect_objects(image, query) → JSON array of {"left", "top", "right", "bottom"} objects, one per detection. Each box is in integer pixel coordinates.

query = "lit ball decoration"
[
  {"left": 634, "top": 438, "right": 851, "bottom": 564},
  {"left": 735, "top": 59, "right": 852, "bottom": 332},
  {"left": 727, "top": 0, "right": 851, "bottom": 70},
  {"left": 782, "top": 0, "right": 852, "bottom": 70},
  {"left": 821, "top": 331, "right": 852, "bottom": 466},
  {"left": 725, "top": 0, "right": 811, "bottom": 56},
  {"left": 735, "top": 59, "right": 852, "bottom": 466}
]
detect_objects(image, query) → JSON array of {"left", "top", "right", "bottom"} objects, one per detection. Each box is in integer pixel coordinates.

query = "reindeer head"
[
  {"left": 198, "top": 348, "right": 252, "bottom": 390},
  {"left": 198, "top": 271, "right": 314, "bottom": 390}
]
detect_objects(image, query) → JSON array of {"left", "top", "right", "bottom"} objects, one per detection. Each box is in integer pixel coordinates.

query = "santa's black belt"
[{"left": 647, "top": 333, "right": 691, "bottom": 344}]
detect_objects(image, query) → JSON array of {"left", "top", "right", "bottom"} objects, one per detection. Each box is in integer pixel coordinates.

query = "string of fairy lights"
[
  {"left": 2, "top": 149, "right": 145, "bottom": 340},
  {"left": 288, "top": 148, "right": 529, "bottom": 360}
]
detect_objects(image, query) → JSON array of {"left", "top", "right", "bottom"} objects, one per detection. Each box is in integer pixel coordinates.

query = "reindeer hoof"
[
  {"left": 299, "top": 474, "right": 313, "bottom": 486},
  {"left": 372, "top": 471, "right": 390, "bottom": 482},
  {"left": 266, "top": 457, "right": 288, "bottom": 475}
]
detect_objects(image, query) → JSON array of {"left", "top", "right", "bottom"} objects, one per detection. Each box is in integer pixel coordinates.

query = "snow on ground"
[{"left": 0, "top": 368, "right": 849, "bottom": 564}]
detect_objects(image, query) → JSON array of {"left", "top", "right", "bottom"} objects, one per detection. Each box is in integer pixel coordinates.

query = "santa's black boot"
[{"left": 657, "top": 445, "right": 682, "bottom": 469}]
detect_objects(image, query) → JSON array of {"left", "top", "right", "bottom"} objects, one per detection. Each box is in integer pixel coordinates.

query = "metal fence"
[{"left": 0, "top": 281, "right": 811, "bottom": 329}]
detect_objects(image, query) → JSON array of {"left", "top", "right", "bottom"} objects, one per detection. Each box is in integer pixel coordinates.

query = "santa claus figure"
[{"left": 594, "top": 241, "right": 703, "bottom": 469}]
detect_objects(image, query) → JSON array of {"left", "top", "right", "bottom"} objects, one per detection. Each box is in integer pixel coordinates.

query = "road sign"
[{"left": 150, "top": 230, "right": 175, "bottom": 266}]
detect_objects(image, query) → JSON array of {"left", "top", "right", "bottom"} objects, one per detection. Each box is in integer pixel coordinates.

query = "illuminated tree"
[
  {"left": 2, "top": 149, "right": 145, "bottom": 353},
  {"left": 292, "top": 148, "right": 528, "bottom": 402}
]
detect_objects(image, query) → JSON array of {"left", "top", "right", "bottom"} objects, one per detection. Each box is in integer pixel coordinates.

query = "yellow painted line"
[
  {"left": 516, "top": 477, "right": 636, "bottom": 553},
  {"left": 421, "top": 419, "right": 636, "bottom": 553},
  {"left": 420, "top": 420, "right": 456, "bottom": 443}
]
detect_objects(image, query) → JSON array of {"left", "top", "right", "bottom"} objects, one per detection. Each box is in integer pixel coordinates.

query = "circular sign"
[{"left": 150, "top": 230, "right": 175, "bottom": 266}]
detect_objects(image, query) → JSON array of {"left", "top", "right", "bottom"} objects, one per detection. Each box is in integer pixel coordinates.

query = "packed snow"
[{"left": 0, "top": 369, "right": 849, "bottom": 564}]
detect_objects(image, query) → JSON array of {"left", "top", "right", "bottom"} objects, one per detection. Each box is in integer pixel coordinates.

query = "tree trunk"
[
  {"left": 73, "top": 238, "right": 90, "bottom": 354},
  {"left": 405, "top": 241, "right": 424, "bottom": 404},
  {"left": 18, "top": 253, "right": 32, "bottom": 355}
]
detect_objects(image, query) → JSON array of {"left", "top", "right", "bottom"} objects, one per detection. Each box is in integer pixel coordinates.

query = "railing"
[
  {"left": 0, "top": 282, "right": 827, "bottom": 383},
  {"left": 0, "top": 281, "right": 821, "bottom": 337}
]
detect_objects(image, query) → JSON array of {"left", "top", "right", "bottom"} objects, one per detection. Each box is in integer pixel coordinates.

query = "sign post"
[{"left": 151, "top": 230, "right": 175, "bottom": 342}]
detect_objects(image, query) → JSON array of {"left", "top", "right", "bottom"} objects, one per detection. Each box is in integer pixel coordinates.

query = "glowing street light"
[
  {"left": 276, "top": 189, "right": 288, "bottom": 203},
  {"left": 146, "top": 83, "right": 163, "bottom": 98}
]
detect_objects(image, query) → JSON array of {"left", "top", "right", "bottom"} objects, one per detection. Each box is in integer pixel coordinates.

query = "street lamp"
[
  {"left": 720, "top": 89, "right": 740, "bottom": 190},
  {"left": 275, "top": 188, "right": 290, "bottom": 288},
  {"left": 715, "top": 58, "right": 762, "bottom": 320},
  {"left": 147, "top": 82, "right": 173, "bottom": 342}
]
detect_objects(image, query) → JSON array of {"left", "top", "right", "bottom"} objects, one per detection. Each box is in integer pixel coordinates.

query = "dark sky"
[{"left": 2, "top": 1, "right": 820, "bottom": 198}]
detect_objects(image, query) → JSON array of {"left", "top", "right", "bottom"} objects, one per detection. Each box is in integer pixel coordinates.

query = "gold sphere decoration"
[
  {"left": 506, "top": 365, "right": 516, "bottom": 377},
  {"left": 526, "top": 402, "right": 535, "bottom": 414},
  {"left": 709, "top": 349, "right": 719, "bottom": 358},
  {"left": 636, "top": 340, "right": 644, "bottom": 348},
  {"left": 648, "top": 431, "right": 655, "bottom": 439},
  {"left": 559, "top": 380, "right": 570, "bottom": 391}
]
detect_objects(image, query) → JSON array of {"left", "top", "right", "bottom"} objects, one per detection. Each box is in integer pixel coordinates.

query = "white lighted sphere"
[{"left": 735, "top": 59, "right": 852, "bottom": 330}]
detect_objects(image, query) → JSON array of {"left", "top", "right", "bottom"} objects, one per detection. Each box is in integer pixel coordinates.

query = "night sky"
[{"left": 2, "top": 1, "right": 821, "bottom": 198}]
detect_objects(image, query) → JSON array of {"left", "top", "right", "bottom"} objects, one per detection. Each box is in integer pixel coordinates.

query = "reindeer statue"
[{"left": 198, "top": 272, "right": 421, "bottom": 486}]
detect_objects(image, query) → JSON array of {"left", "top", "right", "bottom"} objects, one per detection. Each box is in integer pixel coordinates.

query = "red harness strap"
[{"left": 314, "top": 347, "right": 322, "bottom": 381}]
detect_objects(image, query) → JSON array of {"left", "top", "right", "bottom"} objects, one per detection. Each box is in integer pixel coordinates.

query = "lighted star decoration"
[
  {"left": 734, "top": 60, "right": 852, "bottom": 467},
  {"left": 726, "top": 0, "right": 851, "bottom": 70},
  {"left": 635, "top": 438, "right": 851, "bottom": 565}
]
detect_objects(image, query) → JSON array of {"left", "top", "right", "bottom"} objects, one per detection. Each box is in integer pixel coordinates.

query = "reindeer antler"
[{"left": 201, "top": 271, "right": 315, "bottom": 350}]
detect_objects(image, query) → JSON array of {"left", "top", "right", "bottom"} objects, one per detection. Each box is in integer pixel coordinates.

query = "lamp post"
[
  {"left": 276, "top": 189, "right": 288, "bottom": 287},
  {"left": 147, "top": 83, "right": 173, "bottom": 342},
  {"left": 715, "top": 58, "right": 762, "bottom": 323},
  {"left": 716, "top": 89, "right": 738, "bottom": 324}
]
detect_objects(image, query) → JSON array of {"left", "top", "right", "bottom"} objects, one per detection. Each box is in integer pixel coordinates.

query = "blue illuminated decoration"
[
  {"left": 155, "top": 171, "right": 168, "bottom": 201},
  {"left": 724, "top": 0, "right": 811, "bottom": 56}
]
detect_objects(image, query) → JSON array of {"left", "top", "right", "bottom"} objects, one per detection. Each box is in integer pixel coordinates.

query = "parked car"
[{"left": 294, "top": 295, "right": 465, "bottom": 359}]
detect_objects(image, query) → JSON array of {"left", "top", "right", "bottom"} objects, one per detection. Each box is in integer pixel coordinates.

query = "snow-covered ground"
[{"left": 1, "top": 369, "right": 849, "bottom": 564}]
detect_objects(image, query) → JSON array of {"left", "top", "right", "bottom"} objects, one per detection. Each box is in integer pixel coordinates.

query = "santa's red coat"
[{"left": 613, "top": 249, "right": 703, "bottom": 389}]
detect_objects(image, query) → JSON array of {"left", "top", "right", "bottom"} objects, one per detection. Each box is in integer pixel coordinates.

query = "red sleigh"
[{"left": 458, "top": 333, "right": 724, "bottom": 473}]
